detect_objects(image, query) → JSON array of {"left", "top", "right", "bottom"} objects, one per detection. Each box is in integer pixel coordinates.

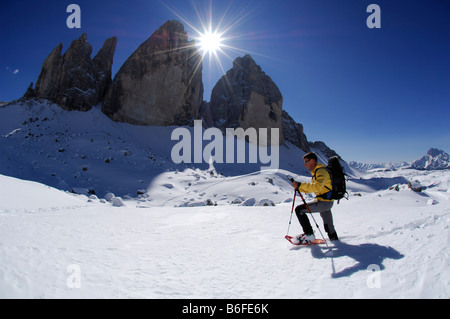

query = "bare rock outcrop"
[
  {"left": 281, "top": 110, "right": 310, "bottom": 152},
  {"left": 102, "top": 20, "right": 203, "bottom": 126},
  {"left": 309, "top": 141, "right": 339, "bottom": 159},
  {"left": 33, "top": 34, "right": 117, "bottom": 111},
  {"left": 207, "top": 55, "right": 284, "bottom": 145},
  {"left": 92, "top": 37, "right": 117, "bottom": 105},
  {"left": 33, "top": 43, "right": 64, "bottom": 101}
]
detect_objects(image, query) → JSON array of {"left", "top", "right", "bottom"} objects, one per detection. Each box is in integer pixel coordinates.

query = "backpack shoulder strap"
[
  {"left": 313, "top": 167, "right": 331, "bottom": 192},
  {"left": 313, "top": 166, "right": 331, "bottom": 180}
]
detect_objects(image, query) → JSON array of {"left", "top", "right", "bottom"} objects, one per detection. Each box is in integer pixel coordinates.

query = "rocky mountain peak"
[
  {"left": 102, "top": 20, "right": 203, "bottom": 126},
  {"left": 24, "top": 20, "right": 339, "bottom": 159},
  {"left": 32, "top": 33, "right": 117, "bottom": 111},
  {"left": 207, "top": 54, "right": 284, "bottom": 145},
  {"left": 412, "top": 148, "right": 450, "bottom": 170}
]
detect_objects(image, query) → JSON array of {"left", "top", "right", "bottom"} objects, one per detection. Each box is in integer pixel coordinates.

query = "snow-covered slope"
[
  {"left": 0, "top": 166, "right": 449, "bottom": 298},
  {"left": 0, "top": 173, "right": 87, "bottom": 211},
  {"left": 0, "top": 100, "right": 448, "bottom": 299},
  {"left": 0, "top": 100, "right": 177, "bottom": 197},
  {"left": 0, "top": 99, "right": 341, "bottom": 199}
]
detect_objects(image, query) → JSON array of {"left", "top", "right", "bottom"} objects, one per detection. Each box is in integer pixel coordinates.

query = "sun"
[
  {"left": 159, "top": 0, "right": 252, "bottom": 74},
  {"left": 197, "top": 29, "right": 223, "bottom": 55}
]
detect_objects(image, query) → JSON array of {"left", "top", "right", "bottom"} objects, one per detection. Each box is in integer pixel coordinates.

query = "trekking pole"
[
  {"left": 286, "top": 189, "right": 297, "bottom": 236},
  {"left": 286, "top": 176, "right": 329, "bottom": 248},
  {"left": 296, "top": 189, "right": 330, "bottom": 249}
]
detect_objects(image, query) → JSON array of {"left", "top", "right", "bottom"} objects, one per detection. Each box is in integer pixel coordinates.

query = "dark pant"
[{"left": 295, "top": 200, "right": 336, "bottom": 236}]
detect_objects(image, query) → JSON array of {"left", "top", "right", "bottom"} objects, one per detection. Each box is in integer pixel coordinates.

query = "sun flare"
[
  {"left": 160, "top": 0, "right": 253, "bottom": 75},
  {"left": 197, "top": 29, "right": 223, "bottom": 55}
]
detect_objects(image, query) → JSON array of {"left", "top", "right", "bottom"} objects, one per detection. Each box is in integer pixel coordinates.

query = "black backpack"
[{"left": 315, "top": 156, "right": 348, "bottom": 202}]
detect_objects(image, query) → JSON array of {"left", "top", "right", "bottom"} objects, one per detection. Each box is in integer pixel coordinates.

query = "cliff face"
[
  {"left": 33, "top": 34, "right": 117, "bottom": 111},
  {"left": 102, "top": 20, "right": 203, "bottom": 126},
  {"left": 281, "top": 110, "right": 310, "bottom": 152},
  {"left": 207, "top": 55, "right": 284, "bottom": 145},
  {"left": 26, "top": 20, "right": 339, "bottom": 158}
]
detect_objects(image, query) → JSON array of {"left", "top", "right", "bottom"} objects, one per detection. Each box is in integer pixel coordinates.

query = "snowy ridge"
[
  {"left": 350, "top": 148, "right": 450, "bottom": 172},
  {"left": 348, "top": 161, "right": 411, "bottom": 172},
  {"left": 0, "top": 99, "right": 351, "bottom": 200},
  {"left": 411, "top": 148, "right": 450, "bottom": 170}
]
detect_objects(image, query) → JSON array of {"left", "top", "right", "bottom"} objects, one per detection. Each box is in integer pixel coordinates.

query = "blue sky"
[{"left": 1, "top": 0, "right": 449, "bottom": 163}]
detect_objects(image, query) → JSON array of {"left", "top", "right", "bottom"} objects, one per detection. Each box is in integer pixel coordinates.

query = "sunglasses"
[{"left": 304, "top": 159, "right": 312, "bottom": 165}]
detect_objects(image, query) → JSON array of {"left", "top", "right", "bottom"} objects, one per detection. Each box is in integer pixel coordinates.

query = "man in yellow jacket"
[{"left": 291, "top": 152, "right": 339, "bottom": 244}]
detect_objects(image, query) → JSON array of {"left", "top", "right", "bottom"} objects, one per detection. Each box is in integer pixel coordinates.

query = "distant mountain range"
[
  {"left": 348, "top": 161, "right": 411, "bottom": 172},
  {"left": 349, "top": 148, "right": 450, "bottom": 171},
  {"left": 411, "top": 148, "right": 450, "bottom": 170}
]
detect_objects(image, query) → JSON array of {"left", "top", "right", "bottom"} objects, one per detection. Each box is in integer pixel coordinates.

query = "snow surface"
[{"left": 0, "top": 100, "right": 449, "bottom": 298}]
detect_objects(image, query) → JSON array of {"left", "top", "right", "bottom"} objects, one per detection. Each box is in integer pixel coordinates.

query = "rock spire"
[{"left": 102, "top": 20, "right": 203, "bottom": 126}]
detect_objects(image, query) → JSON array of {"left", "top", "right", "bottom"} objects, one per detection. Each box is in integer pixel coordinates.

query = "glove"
[{"left": 292, "top": 181, "right": 301, "bottom": 189}]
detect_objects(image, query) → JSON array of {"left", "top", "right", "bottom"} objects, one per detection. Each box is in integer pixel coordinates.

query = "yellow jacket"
[{"left": 298, "top": 163, "right": 333, "bottom": 201}]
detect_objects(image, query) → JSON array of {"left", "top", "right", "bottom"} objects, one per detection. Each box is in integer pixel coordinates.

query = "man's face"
[{"left": 303, "top": 157, "right": 316, "bottom": 171}]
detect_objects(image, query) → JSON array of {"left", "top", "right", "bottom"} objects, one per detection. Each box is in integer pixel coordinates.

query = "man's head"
[{"left": 302, "top": 152, "right": 317, "bottom": 171}]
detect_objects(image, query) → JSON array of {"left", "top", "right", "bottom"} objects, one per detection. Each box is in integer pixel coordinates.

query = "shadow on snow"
[{"left": 293, "top": 240, "right": 405, "bottom": 278}]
